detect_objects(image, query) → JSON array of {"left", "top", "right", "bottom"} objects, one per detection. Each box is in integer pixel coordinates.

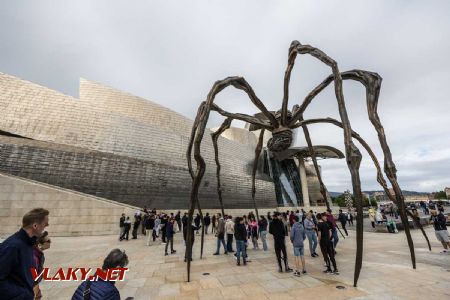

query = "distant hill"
[
  {"left": 363, "top": 190, "right": 429, "bottom": 197},
  {"left": 329, "top": 190, "right": 429, "bottom": 198},
  {"left": 329, "top": 192, "right": 343, "bottom": 198}
]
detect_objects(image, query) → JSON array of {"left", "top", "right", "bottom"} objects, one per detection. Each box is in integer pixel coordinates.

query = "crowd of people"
[
  {"left": 0, "top": 204, "right": 448, "bottom": 299},
  {"left": 118, "top": 207, "right": 350, "bottom": 277}
]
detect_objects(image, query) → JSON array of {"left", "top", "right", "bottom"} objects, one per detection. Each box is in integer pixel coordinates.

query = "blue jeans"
[
  {"left": 236, "top": 240, "right": 246, "bottom": 262},
  {"left": 306, "top": 230, "right": 317, "bottom": 255},
  {"left": 260, "top": 231, "right": 268, "bottom": 251},
  {"left": 216, "top": 238, "right": 226, "bottom": 253},
  {"left": 332, "top": 228, "right": 339, "bottom": 248}
]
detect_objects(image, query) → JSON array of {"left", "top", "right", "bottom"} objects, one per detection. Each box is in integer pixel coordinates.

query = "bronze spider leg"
[
  {"left": 189, "top": 106, "right": 271, "bottom": 266},
  {"left": 295, "top": 118, "right": 431, "bottom": 252},
  {"left": 300, "top": 118, "right": 332, "bottom": 208},
  {"left": 287, "top": 41, "right": 365, "bottom": 287},
  {"left": 294, "top": 72, "right": 429, "bottom": 253},
  {"left": 292, "top": 104, "right": 331, "bottom": 208},
  {"left": 187, "top": 102, "right": 205, "bottom": 179},
  {"left": 211, "top": 117, "right": 233, "bottom": 218},
  {"left": 210, "top": 104, "right": 273, "bottom": 129},
  {"left": 292, "top": 69, "right": 429, "bottom": 262},
  {"left": 282, "top": 44, "right": 335, "bottom": 209},
  {"left": 187, "top": 104, "right": 269, "bottom": 263},
  {"left": 292, "top": 117, "right": 397, "bottom": 286},
  {"left": 343, "top": 70, "right": 421, "bottom": 265},
  {"left": 212, "top": 116, "right": 266, "bottom": 222},
  {"left": 283, "top": 45, "right": 332, "bottom": 208},
  {"left": 251, "top": 129, "right": 265, "bottom": 220},
  {"left": 188, "top": 103, "right": 272, "bottom": 180},
  {"left": 186, "top": 102, "right": 207, "bottom": 260},
  {"left": 186, "top": 76, "right": 276, "bottom": 282},
  {"left": 198, "top": 201, "right": 206, "bottom": 259}
]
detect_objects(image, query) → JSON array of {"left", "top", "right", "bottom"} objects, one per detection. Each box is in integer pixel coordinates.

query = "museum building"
[{"left": 0, "top": 72, "right": 329, "bottom": 235}]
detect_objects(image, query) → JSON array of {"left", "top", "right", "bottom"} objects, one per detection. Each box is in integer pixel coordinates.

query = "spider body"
[
  {"left": 267, "top": 127, "right": 293, "bottom": 152},
  {"left": 185, "top": 40, "right": 430, "bottom": 287}
]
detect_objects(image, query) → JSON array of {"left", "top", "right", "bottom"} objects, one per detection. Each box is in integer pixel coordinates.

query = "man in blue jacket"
[
  {"left": 0, "top": 208, "right": 49, "bottom": 300},
  {"left": 290, "top": 216, "right": 307, "bottom": 276}
]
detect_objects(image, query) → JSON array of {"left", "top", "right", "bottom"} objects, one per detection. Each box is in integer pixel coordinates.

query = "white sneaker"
[{"left": 440, "top": 249, "right": 448, "bottom": 253}]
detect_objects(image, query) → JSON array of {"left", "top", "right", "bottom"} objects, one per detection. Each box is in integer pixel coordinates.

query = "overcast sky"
[{"left": 1, "top": 0, "right": 449, "bottom": 193}]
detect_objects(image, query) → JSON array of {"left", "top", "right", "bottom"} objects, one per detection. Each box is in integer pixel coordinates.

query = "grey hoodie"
[{"left": 290, "top": 222, "right": 306, "bottom": 248}]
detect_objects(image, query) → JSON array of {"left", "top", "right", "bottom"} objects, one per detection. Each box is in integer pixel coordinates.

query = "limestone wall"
[{"left": 0, "top": 173, "right": 138, "bottom": 237}]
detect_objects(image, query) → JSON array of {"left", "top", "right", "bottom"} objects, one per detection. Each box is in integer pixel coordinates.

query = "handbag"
[{"left": 83, "top": 280, "right": 92, "bottom": 300}]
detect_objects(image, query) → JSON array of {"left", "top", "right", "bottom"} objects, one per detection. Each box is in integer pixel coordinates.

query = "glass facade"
[{"left": 264, "top": 149, "right": 303, "bottom": 207}]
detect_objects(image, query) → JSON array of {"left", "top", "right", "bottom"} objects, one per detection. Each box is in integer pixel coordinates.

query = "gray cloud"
[{"left": 0, "top": 0, "right": 449, "bottom": 193}]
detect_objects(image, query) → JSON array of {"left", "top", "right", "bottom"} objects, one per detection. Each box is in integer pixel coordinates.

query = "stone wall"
[{"left": 0, "top": 173, "right": 138, "bottom": 237}]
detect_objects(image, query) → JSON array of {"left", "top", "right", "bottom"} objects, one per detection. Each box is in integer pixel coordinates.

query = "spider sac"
[
  {"left": 267, "top": 128, "right": 293, "bottom": 152},
  {"left": 266, "top": 109, "right": 295, "bottom": 152}
]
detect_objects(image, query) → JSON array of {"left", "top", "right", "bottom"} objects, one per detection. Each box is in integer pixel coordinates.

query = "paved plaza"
[{"left": 35, "top": 226, "right": 450, "bottom": 300}]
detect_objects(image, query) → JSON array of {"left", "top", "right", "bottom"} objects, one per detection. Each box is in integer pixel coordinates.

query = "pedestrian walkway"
[{"left": 39, "top": 227, "right": 450, "bottom": 299}]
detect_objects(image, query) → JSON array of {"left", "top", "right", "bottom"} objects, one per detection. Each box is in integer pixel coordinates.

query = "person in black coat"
[
  {"left": 120, "top": 217, "right": 131, "bottom": 241},
  {"left": 132, "top": 214, "right": 141, "bottom": 239},
  {"left": 181, "top": 212, "right": 188, "bottom": 231},
  {"left": 234, "top": 217, "right": 248, "bottom": 266},
  {"left": 317, "top": 213, "right": 338, "bottom": 274},
  {"left": 72, "top": 249, "right": 128, "bottom": 300},
  {"left": 175, "top": 211, "right": 182, "bottom": 233},
  {"left": 194, "top": 213, "right": 201, "bottom": 234},
  {"left": 338, "top": 210, "right": 348, "bottom": 236},
  {"left": 204, "top": 213, "right": 211, "bottom": 234},
  {"left": 160, "top": 215, "right": 168, "bottom": 243},
  {"left": 141, "top": 213, "right": 148, "bottom": 235},
  {"left": 211, "top": 214, "right": 217, "bottom": 234},
  {"left": 165, "top": 219, "right": 177, "bottom": 255},
  {"left": 145, "top": 214, "right": 155, "bottom": 246},
  {"left": 269, "top": 212, "right": 293, "bottom": 273},
  {"left": 0, "top": 208, "right": 49, "bottom": 300}
]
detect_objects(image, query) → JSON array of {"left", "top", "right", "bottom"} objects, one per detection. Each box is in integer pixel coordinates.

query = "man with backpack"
[{"left": 431, "top": 207, "right": 450, "bottom": 253}]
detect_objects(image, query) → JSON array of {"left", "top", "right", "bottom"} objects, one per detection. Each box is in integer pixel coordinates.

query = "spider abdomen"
[{"left": 267, "top": 128, "right": 293, "bottom": 152}]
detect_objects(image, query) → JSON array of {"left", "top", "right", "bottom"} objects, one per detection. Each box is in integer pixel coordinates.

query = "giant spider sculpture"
[{"left": 186, "top": 40, "right": 430, "bottom": 287}]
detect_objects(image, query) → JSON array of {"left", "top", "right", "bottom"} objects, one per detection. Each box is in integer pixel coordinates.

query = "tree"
[
  {"left": 332, "top": 193, "right": 372, "bottom": 207},
  {"left": 332, "top": 194, "right": 347, "bottom": 207},
  {"left": 434, "top": 191, "right": 447, "bottom": 199}
]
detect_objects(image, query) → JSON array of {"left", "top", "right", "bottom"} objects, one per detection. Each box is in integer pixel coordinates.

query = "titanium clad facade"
[{"left": 0, "top": 73, "right": 277, "bottom": 209}]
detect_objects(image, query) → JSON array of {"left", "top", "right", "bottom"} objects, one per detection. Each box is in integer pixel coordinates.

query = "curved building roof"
[
  {"left": 210, "top": 126, "right": 258, "bottom": 148},
  {"left": 272, "top": 145, "right": 345, "bottom": 161}
]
